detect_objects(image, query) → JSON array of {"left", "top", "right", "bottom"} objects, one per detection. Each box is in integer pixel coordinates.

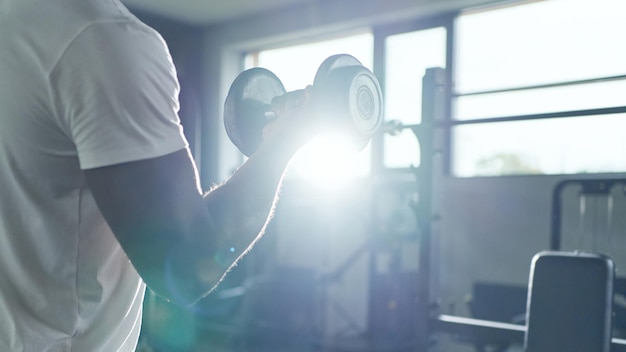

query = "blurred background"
[{"left": 120, "top": 0, "right": 626, "bottom": 350}]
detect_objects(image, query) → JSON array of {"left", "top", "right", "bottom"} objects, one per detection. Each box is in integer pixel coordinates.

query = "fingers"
[
  {"left": 270, "top": 90, "right": 303, "bottom": 117},
  {"left": 270, "top": 86, "right": 313, "bottom": 117},
  {"left": 262, "top": 86, "right": 319, "bottom": 150}
]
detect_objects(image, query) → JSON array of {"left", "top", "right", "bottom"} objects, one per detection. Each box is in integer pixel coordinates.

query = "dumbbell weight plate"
[
  {"left": 224, "top": 67, "right": 286, "bottom": 157},
  {"left": 313, "top": 54, "right": 383, "bottom": 151},
  {"left": 313, "top": 53, "right": 363, "bottom": 84}
]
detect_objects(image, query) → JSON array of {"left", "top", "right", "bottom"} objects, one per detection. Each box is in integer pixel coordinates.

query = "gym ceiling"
[{"left": 120, "top": 0, "right": 506, "bottom": 26}]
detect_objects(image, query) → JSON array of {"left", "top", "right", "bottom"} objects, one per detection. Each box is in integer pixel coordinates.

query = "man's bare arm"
[
  {"left": 85, "top": 143, "right": 292, "bottom": 305},
  {"left": 85, "top": 123, "right": 302, "bottom": 306}
]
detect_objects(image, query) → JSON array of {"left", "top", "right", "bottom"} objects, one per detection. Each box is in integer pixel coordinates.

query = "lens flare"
[{"left": 289, "top": 132, "right": 370, "bottom": 189}]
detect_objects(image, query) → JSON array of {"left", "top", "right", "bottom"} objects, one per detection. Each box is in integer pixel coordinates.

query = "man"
[{"left": 0, "top": 0, "right": 317, "bottom": 350}]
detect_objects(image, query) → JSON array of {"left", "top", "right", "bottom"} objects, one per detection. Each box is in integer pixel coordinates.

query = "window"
[
  {"left": 240, "top": 0, "right": 626, "bottom": 179},
  {"left": 452, "top": 0, "right": 626, "bottom": 176},
  {"left": 454, "top": 115, "right": 626, "bottom": 175},
  {"left": 246, "top": 34, "right": 373, "bottom": 92},
  {"left": 383, "top": 27, "right": 447, "bottom": 169},
  {"left": 245, "top": 33, "right": 374, "bottom": 187}
]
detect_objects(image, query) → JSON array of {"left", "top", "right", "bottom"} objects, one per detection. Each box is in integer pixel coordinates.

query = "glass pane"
[
  {"left": 456, "top": 0, "right": 626, "bottom": 94},
  {"left": 250, "top": 33, "right": 373, "bottom": 90},
  {"left": 384, "top": 130, "right": 421, "bottom": 168},
  {"left": 455, "top": 80, "right": 626, "bottom": 120},
  {"left": 453, "top": 114, "right": 626, "bottom": 177},
  {"left": 384, "top": 27, "right": 446, "bottom": 168}
]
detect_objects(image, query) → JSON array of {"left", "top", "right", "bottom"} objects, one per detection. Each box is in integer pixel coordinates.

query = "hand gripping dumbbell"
[{"left": 224, "top": 54, "right": 384, "bottom": 157}]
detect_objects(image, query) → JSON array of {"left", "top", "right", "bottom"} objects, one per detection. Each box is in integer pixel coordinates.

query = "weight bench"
[
  {"left": 437, "top": 251, "right": 617, "bottom": 352},
  {"left": 525, "top": 251, "right": 614, "bottom": 352}
]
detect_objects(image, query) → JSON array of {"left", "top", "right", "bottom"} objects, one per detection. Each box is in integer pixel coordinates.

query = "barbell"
[{"left": 224, "top": 54, "right": 384, "bottom": 157}]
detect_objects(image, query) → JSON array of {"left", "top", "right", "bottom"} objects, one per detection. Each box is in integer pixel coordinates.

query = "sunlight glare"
[
  {"left": 289, "top": 132, "right": 370, "bottom": 189},
  {"left": 246, "top": 32, "right": 374, "bottom": 188}
]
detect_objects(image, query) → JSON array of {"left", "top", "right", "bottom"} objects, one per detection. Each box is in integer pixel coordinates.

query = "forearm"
[
  {"left": 161, "top": 140, "right": 297, "bottom": 304},
  {"left": 88, "top": 93, "right": 311, "bottom": 306},
  {"left": 162, "top": 100, "right": 313, "bottom": 303},
  {"left": 204, "top": 138, "right": 295, "bottom": 251}
]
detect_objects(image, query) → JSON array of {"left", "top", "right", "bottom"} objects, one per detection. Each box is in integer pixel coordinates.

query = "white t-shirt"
[{"left": 0, "top": 0, "right": 188, "bottom": 351}]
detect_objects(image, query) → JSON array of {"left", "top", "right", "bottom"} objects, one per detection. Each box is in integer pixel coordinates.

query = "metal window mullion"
[
  {"left": 449, "top": 106, "right": 626, "bottom": 126},
  {"left": 443, "top": 14, "right": 456, "bottom": 176},
  {"left": 455, "top": 74, "right": 626, "bottom": 98}
]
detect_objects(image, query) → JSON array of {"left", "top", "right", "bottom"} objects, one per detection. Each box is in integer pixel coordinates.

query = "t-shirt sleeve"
[{"left": 49, "top": 20, "right": 189, "bottom": 169}]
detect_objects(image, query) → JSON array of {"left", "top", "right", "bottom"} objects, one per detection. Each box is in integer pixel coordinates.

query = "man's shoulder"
[{"left": 6, "top": 0, "right": 158, "bottom": 73}]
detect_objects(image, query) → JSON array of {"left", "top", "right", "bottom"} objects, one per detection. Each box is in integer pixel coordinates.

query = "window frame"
[
  {"left": 236, "top": 0, "right": 626, "bottom": 179},
  {"left": 371, "top": 13, "right": 456, "bottom": 175},
  {"left": 447, "top": 0, "right": 626, "bottom": 177}
]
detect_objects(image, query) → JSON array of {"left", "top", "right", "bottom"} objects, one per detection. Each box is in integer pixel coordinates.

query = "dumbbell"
[{"left": 224, "top": 54, "right": 384, "bottom": 157}]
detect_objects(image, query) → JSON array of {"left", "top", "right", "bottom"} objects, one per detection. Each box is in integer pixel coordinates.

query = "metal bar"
[
  {"left": 456, "top": 74, "right": 626, "bottom": 97},
  {"left": 370, "top": 26, "right": 387, "bottom": 175},
  {"left": 443, "top": 17, "right": 455, "bottom": 176},
  {"left": 372, "top": 12, "right": 458, "bottom": 39},
  {"left": 383, "top": 106, "right": 626, "bottom": 134},
  {"left": 435, "top": 314, "right": 525, "bottom": 345},
  {"left": 550, "top": 181, "right": 568, "bottom": 250},
  {"left": 434, "top": 315, "right": 626, "bottom": 350},
  {"left": 452, "top": 106, "right": 626, "bottom": 125},
  {"left": 550, "top": 178, "right": 626, "bottom": 250},
  {"left": 413, "top": 67, "right": 445, "bottom": 351}
]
